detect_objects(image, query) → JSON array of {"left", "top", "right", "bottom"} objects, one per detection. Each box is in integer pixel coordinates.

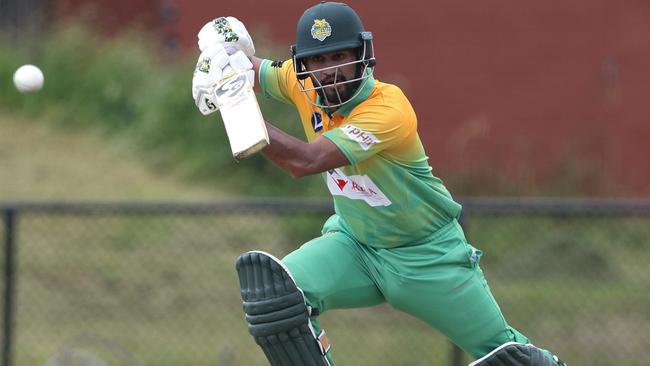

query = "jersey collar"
[{"left": 318, "top": 71, "right": 375, "bottom": 117}]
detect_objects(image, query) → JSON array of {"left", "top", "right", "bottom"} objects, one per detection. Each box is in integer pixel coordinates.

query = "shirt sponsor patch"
[
  {"left": 326, "top": 169, "right": 392, "bottom": 207},
  {"left": 341, "top": 124, "right": 380, "bottom": 151}
]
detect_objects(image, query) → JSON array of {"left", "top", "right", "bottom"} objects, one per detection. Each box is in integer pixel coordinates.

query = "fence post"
[{"left": 2, "top": 208, "right": 16, "bottom": 366}]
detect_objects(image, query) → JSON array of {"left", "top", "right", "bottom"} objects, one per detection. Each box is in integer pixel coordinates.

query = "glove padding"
[
  {"left": 192, "top": 46, "right": 256, "bottom": 116},
  {"left": 197, "top": 16, "right": 255, "bottom": 57},
  {"left": 192, "top": 44, "right": 229, "bottom": 115}
]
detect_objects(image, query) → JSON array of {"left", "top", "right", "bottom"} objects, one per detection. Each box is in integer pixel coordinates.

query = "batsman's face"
[{"left": 304, "top": 49, "right": 358, "bottom": 105}]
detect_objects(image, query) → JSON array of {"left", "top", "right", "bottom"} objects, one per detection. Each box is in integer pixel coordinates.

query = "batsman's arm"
[
  {"left": 248, "top": 55, "right": 346, "bottom": 175},
  {"left": 250, "top": 56, "right": 264, "bottom": 93},
  {"left": 262, "top": 122, "right": 349, "bottom": 178}
]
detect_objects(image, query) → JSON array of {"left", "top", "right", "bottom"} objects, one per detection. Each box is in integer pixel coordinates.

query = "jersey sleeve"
[
  {"left": 322, "top": 102, "right": 416, "bottom": 164},
  {"left": 259, "top": 59, "right": 298, "bottom": 106}
]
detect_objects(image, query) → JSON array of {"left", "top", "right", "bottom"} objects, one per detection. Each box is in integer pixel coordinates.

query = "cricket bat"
[{"left": 214, "top": 71, "right": 269, "bottom": 161}]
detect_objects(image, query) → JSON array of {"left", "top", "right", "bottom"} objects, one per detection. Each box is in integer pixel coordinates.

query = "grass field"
[
  {"left": 4, "top": 211, "right": 649, "bottom": 366},
  {"left": 0, "top": 113, "right": 228, "bottom": 201}
]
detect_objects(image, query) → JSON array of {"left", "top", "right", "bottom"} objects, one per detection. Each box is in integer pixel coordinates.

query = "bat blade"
[{"left": 215, "top": 72, "right": 269, "bottom": 161}]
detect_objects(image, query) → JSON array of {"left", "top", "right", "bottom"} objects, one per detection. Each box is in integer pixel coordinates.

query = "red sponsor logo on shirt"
[{"left": 327, "top": 169, "right": 387, "bottom": 206}]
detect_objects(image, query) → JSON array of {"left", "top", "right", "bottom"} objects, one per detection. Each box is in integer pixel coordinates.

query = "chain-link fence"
[{"left": 1, "top": 199, "right": 649, "bottom": 366}]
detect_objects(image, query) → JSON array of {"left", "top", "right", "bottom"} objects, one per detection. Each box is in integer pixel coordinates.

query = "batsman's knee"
[
  {"left": 469, "top": 342, "right": 567, "bottom": 366},
  {"left": 235, "top": 251, "right": 332, "bottom": 366}
]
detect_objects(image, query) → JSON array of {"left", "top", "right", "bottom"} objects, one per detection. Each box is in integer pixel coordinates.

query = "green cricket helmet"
[{"left": 291, "top": 2, "right": 376, "bottom": 108}]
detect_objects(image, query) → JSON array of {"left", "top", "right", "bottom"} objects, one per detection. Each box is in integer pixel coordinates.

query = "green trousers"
[{"left": 282, "top": 216, "right": 530, "bottom": 364}]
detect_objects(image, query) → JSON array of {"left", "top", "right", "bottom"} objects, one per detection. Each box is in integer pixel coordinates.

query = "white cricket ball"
[{"left": 13, "top": 64, "right": 45, "bottom": 93}]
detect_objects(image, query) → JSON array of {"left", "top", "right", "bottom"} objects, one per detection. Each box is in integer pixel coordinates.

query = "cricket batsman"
[{"left": 192, "top": 2, "right": 567, "bottom": 365}]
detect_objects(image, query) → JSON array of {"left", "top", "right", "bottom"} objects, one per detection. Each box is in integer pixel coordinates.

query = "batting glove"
[
  {"left": 227, "top": 50, "right": 255, "bottom": 87},
  {"left": 192, "top": 44, "right": 229, "bottom": 115},
  {"left": 197, "top": 16, "right": 255, "bottom": 57},
  {"left": 192, "top": 46, "right": 257, "bottom": 116}
]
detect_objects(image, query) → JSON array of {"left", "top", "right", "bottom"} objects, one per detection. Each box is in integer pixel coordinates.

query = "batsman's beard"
[
  {"left": 312, "top": 71, "right": 363, "bottom": 108},
  {"left": 296, "top": 58, "right": 374, "bottom": 109},
  {"left": 322, "top": 78, "right": 351, "bottom": 105}
]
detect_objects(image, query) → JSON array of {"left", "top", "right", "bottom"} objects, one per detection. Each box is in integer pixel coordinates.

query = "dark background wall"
[{"left": 49, "top": 0, "right": 650, "bottom": 196}]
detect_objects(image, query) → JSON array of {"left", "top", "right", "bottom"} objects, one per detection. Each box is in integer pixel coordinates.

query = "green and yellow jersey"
[{"left": 259, "top": 59, "right": 462, "bottom": 247}]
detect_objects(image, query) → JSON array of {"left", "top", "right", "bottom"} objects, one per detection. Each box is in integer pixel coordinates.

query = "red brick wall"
[{"left": 51, "top": 0, "right": 650, "bottom": 196}]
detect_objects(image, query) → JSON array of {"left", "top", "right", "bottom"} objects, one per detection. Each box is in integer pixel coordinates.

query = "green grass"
[
  {"left": 6, "top": 212, "right": 650, "bottom": 366},
  {"left": 11, "top": 212, "right": 445, "bottom": 366},
  {"left": 0, "top": 113, "right": 229, "bottom": 201},
  {"left": 466, "top": 216, "right": 650, "bottom": 366}
]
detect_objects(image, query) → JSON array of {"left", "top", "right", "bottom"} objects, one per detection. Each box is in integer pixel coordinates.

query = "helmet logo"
[{"left": 311, "top": 19, "right": 332, "bottom": 42}]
